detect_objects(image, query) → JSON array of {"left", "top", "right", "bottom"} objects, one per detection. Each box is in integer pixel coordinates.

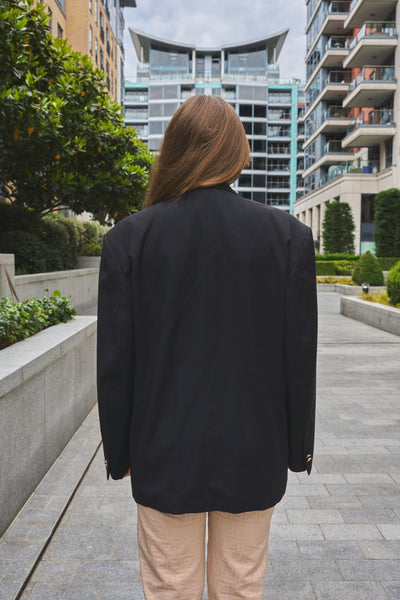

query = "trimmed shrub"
[
  {"left": 334, "top": 260, "right": 357, "bottom": 275},
  {"left": 315, "top": 253, "right": 360, "bottom": 261},
  {"left": 377, "top": 257, "right": 400, "bottom": 271},
  {"left": 0, "top": 230, "right": 47, "bottom": 274},
  {"left": 315, "top": 262, "right": 337, "bottom": 276},
  {"left": 352, "top": 251, "right": 384, "bottom": 286},
  {"left": 386, "top": 261, "right": 400, "bottom": 306},
  {"left": 322, "top": 201, "right": 355, "bottom": 254},
  {"left": 374, "top": 188, "right": 400, "bottom": 257}
]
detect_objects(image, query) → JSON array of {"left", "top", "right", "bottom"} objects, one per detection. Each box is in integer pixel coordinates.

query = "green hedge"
[
  {"left": 316, "top": 262, "right": 337, "bottom": 276},
  {"left": 315, "top": 254, "right": 360, "bottom": 261},
  {"left": 0, "top": 290, "right": 76, "bottom": 350},
  {"left": 386, "top": 261, "right": 400, "bottom": 306},
  {"left": 352, "top": 251, "right": 384, "bottom": 286},
  {"left": 0, "top": 203, "right": 109, "bottom": 273},
  {"left": 377, "top": 257, "right": 400, "bottom": 271},
  {"left": 316, "top": 260, "right": 356, "bottom": 276}
]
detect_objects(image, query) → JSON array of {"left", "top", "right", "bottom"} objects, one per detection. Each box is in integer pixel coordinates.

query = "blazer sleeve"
[
  {"left": 285, "top": 226, "right": 317, "bottom": 475},
  {"left": 96, "top": 233, "right": 135, "bottom": 480}
]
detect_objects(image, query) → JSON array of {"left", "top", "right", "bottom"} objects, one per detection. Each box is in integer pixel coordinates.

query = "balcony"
[
  {"left": 320, "top": 159, "right": 380, "bottom": 186},
  {"left": 303, "top": 139, "right": 354, "bottom": 178},
  {"left": 320, "top": 36, "right": 351, "bottom": 69},
  {"left": 304, "top": 106, "right": 353, "bottom": 148},
  {"left": 304, "top": 70, "right": 352, "bottom": 120},
  {"left": 342, "top": 108, "right": 395, "bottom": 147},
  {"left": 319, "top": 1, "right": 351, "bottom": 35},
  {"left": 343, "top": 66, "right": 396, "bottom": 108},
  {"left": 344, "top": 22, "right": 397, "bottom": 68},
  {"left": 345, "top": 0, "right": 397, "bottom": 29}
]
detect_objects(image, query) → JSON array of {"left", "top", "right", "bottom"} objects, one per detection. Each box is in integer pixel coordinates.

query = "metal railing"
[
  {"left": 346, "top": 108, "right": 394, "bottom": 134},
  {"left": 328, "top": 1, "right": 351, "bottom": 14},
  {"left": 324, "top": 105, "right": 353, "bottom": 119},
  {"left": 326, "top": 35, "right": 352, "bottom": 49},
  {"left": 347, "top": 21, "right": 397, "bottom": 49},
  {"left": 324, "top": 140, "right": 353, "bottom": 153},
  {"left": 349, "top": 65, "right": 396, "bottom": 90}
]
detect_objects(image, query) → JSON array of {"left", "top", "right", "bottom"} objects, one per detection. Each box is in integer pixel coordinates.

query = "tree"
[
  {"left": 0, "top": 0, "right": 153, "bottom": 224},
  {"left": 373, "top": 189, "right": 400, "bottom": 257},
  {"left": 322, "top": 201, "right": 355, "bottom": 254}
]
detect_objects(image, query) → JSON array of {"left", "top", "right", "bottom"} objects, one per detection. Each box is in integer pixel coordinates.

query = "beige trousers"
[{"left": 137, "top": 503, "right": 275, "bottom": 600}]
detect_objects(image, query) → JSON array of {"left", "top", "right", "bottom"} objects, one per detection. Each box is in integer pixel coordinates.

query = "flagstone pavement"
[{"left": 0, "top": 291, "right": 400, "bottom": 599}]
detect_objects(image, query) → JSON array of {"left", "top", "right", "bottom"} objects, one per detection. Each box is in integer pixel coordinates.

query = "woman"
[{"left": 97, "top": 95, "right": 317, "bottom": 599}]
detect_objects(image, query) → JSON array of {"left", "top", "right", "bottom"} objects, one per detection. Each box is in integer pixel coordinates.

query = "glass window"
[
  {"left": 253, "top": 192, "right": 265, "bottom": 203},
  {"left": 149, "top": 103, "right": 163, "bottom": 117},
  {"left": 164, "top": 103, "right": 179, "bottom": 117},
  {"left": 89, "top": 26, "right": 93, "bottom": 53},
  {"left": 253, "top": 174, "right": 266, "bottom": 187},
  {"left": 228, "top": 47, "right": 267, "bottom": 74},
  {"left": 253, "top": 139, "right": 266, "bottom": 153},
  {"left": 149, "top": 121, "right": 164, "bottom": 135},
  {"left": 149, "top": 85, "right": 163, "bottom": 100},
  {"left": 57, "top": 23, "right": 63, "bottom": 38},
  {"left": 238, "top": 174, "right": 252, "bottom": 187},
  {"left": 151, "top": 45, "right": 189, "bottom": 74},
  {"left": 239, "top": 104, "right": 252, "bottom": 117},
  {"left": 254, "top": 105, "right": 266, "bottom": 118},
  {"left": 243, "top": 121, "right": 252, "bottom": 134},
  {"left": 252, "top": 156, "right": 266, "bottom": 170},
  {"left": 95, "top": 0, "right": 98, "bottom": 23},
  {"left": 254, "top": 122, "right": 266, "bottom": 135}
]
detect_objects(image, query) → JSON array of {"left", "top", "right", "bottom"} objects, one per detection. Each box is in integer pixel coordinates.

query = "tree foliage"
[
  {"left": 373, "top": 189, "right": 400, "bottom": 257},
  {"left": 0, "top": 0, "right": 153, "bottom": 224},
  {"left": 386, "top": 260, "right": 400, "bottom": 306},
  {"left": 321, "top": 201, "right": 355, "bottom": 254}
]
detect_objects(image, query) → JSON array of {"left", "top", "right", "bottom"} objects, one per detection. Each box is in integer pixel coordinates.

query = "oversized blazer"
[{"left": 97, "top": 185, "right": 317, "bottom": 514}]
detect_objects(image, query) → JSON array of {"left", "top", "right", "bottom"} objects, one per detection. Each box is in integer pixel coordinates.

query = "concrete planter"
[
  {"left": 317, "top": 283, "right": 386, "bottom": 295},
  {"left": 340, "top": 296, "right": 400, "bottom": 336},
  {"left": 0, "top": 316, "right": 97, "bottom": 536},
  {"left": 77, "top": 256, "right": 101, "bottom": 269}
]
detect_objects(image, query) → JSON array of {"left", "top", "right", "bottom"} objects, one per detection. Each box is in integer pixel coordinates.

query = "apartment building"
[
  {"left": 296, "top": 0, "right": 398, "bottom": 253},
  {"left": 124, "top": 30, "right": 305, "bottom": 212},
  {"left": 41, "top": 0, "right": 136, "bottom": 102}
]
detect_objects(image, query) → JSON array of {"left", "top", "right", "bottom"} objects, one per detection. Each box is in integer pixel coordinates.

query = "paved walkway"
[{"left": 1, "top": 292, "right": 400, "bottom": 600}]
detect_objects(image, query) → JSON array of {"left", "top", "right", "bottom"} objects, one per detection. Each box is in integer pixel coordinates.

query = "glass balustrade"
[
  {"left": 324, "top": 140, "right": 353, "bottom": 153},
  {"left": 346, "top": 108, "right": 394, "bottom": 134},
  {"left": 349, "top": 66, "right": 395, "bottom": 90},
  {"left": 320, "top": 160, "right": 379, "bottom": 185},
  {"left": 347, "top": 21, "right": 397, "bottom": 49},
  {"left": 326, "top": 70, "right": 353, "bottom": 84}
]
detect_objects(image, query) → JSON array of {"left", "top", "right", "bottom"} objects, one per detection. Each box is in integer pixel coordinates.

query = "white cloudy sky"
[{"left": 123, "top": 0, "right": 307, "bottom": 81}]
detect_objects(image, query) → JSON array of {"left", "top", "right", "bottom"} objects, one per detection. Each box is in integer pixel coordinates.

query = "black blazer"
[{"left": 97, "top": 185, "right": 317, "bottom": 514}]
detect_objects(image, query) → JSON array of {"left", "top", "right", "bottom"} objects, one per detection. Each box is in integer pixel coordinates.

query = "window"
[
  {"left": 386, "top": 139, "right": 393, "bottom": 168},
  {"left": 239, "top": 104, "right": 252, "bottom": 117},
  {"left": 95, "top": 0, "right": 98, "bottom": 23},
  {"left": 89, "top": 26, "right": 93, "bottom": 54},
  {"left": 95, "top": 38, "right": 98, "bottom": 64},
  {"left": 100, "top": 48, "right": 104, "bottom": 70},
  {"left": 89, "top": 0, "right": 92, "bottom": 10},
  {"left": 57, "top": 23, "right": 63, "bottom": 38},
  {"left": 48, "top": 8, "right": 52, "bottom": 32}
]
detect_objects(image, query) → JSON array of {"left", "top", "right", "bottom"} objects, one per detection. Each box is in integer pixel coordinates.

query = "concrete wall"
[
  {"left": 0, "top": 316, "right": 97, "bottom": 536},
  {"left": 0, "top": 254, "right": 99, "bottom": 314},
  {"left": 341, "top": 296, "right": 400, "bottom": 336}
]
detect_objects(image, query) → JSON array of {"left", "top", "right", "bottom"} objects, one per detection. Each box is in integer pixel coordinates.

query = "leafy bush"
[
  {"left": 316, "top": 262, "right": 337, "bottom": 276},
  {"left": 361, "top": 289, "right": 400, "bottom": 309},
  {"left": 80, "top": 242, "right": 102, "bottom": 256},
  {"left": 0, "top": 290, "right": 76, "bottom": 350},
  {"left": 0, "top": 230, "right": 47, "bottom": 274},
  {"left": 386, "top": 261, "right": 400, "bottom": 306},
  {"left": 317, "top": 277, "right": 356, "bottom": 285},
  {"left": 80, "top": 220, "right": 108, "bottom": 253},
  {"left": 334, "top": 260, "right": 357, "bottom": 275},
  {"left": 377, "top": 257, "right": 400, "bottom": 271},
  {"left": 352, "top": 251, "right": 384, "bottom": 286},
  {"left": 41, "top": 214, "right": 80, "bottom": 269}
]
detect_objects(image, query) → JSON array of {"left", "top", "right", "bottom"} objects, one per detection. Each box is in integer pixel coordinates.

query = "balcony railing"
[
  {"left": 324, "top": 140, "right": 353, "bottom": 153},
  {"left": 325, "top": 69, "right": 353, "bottom": 84},
  {"left": 328, "top": 1, "right": 351, "bottom": 14},
  {"left": 346, "top": 108, "right": 394, "bottom": 134},
  {"left": 100, "top": 28, "right": 104, "bottom": 43},
  {"left": 347, "top": 22, "right": 397, "bottom": 49},
  {"left": 324, "top": 105, "right": 353, "bottom": 119},
  {"left": 326, "top": 36, "right": 352, "bottom": 50},
  {"left": 320, "top": 160, "right": 379, "bottom": 185},
  {"left": 349, "top": 65, "right": 396, "bottom": 90}
]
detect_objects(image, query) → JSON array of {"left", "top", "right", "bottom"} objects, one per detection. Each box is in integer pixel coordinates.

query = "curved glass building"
[{"left": 124, "top": 29, "right": 305, "bottom": 213}]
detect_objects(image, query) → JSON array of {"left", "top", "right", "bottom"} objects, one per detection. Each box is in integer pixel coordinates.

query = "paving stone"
[
  {"left": 2, "top": 559, "right": 33, "bottom": 582},
  {"left": 383, "top": 581, "right": 400, "bottom": 600},
  {"left": 100, "top": 581, "right": 145, "bottom": 599},
  {"left": 47, "top": 540, "right": 115, "bottom": 561},
  {"left": 358, "top": 541, "right": 400, "bottom": 559},
  {"left": 286, "top": 509, "right": 344, "bottom": 524},
  {"left": 320, "top": 524, "right": 383, "bottom": 540},
  {"left": 267, "top": 541, "right": 300, "bottom": 560},
  {"left": 0, "top": 540, "right": 43, "bottom": 560},
  {"left": 336, "top": 558, "right": 400, "bottom": 580},
  {"left": 313, "top": 581, "right": 389, "bottom": 600},
  {"left": 0, "top": 559, "right": 11, "bottom": 578},
  {"left": 377, "top": 524, "right": 400, "bottom": 540},
  {"left": 270, "top": 558, "right": 341, "bottom": 580},
  {"left": 0, "top": 582, "right": 21, "bottom": 600},
  {"left": 111, "top": 540, "right": 139, "bottom": 560},
  {"left": 30, "top": 560, "right": 79, "bottom": 583},
  {"left": 307, "top": 495, "right": 362, "bottom": 509},
  {"left": 269, "top": 524, "right": 324, "bottom": 541},
  {"left": 26, "top": 582, "right": 103, "bottom": 599},
  {"left": 72, "top": 559, "right": 141, "bottom": 582},
  {"left": 340, "top": 508, "right": 399, "bottom": 523},
  {"left": 262, "top": 581, "right": 315, "bottom": 599},
  {"left": 298, "top": 540, "right": 363, "bottom": 559}
]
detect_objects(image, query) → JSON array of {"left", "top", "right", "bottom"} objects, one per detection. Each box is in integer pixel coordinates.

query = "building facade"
[
  {"left": 296, "top": 0, "right": 399, "bottom": 253},
  {"left": 41, "top": 0, "right": 136, "bottom": 102},
  {"left": 124, "top": 30, "right": 305, "bottom": 212}
]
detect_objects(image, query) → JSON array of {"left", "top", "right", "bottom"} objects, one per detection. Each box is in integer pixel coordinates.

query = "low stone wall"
[
  {"left": 340, "top": 296, "right": 400, "bottom": 336},
  {"left": 0, "top": 316, "right": 97, "bottom": 536},
  {"left": 317, "top": 283, "right": 386, "bottom": 295},
  {"left": 1, "top": 254, "right": 99, "bottom": 314}
]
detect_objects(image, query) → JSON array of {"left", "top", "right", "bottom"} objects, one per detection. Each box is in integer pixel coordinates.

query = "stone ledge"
[{"left": 340, "top": 296, "right": 400, "bottom": 336}]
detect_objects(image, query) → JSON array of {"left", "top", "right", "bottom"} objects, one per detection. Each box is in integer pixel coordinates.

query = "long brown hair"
[{"left": 144, "top": 95, "right": 250, "bottom": 207}]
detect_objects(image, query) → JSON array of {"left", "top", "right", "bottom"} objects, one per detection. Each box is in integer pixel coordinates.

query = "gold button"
[{"left": 104, "top": 459, "right": 108, "bottom": 467}]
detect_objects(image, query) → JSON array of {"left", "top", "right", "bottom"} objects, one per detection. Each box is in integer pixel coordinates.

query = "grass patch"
[
  {"left": 317, "top": 277, "right": 356, "bottom": 285},
  {"left": 361, "top": 290, "right": 400, "bottom": 309}
]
